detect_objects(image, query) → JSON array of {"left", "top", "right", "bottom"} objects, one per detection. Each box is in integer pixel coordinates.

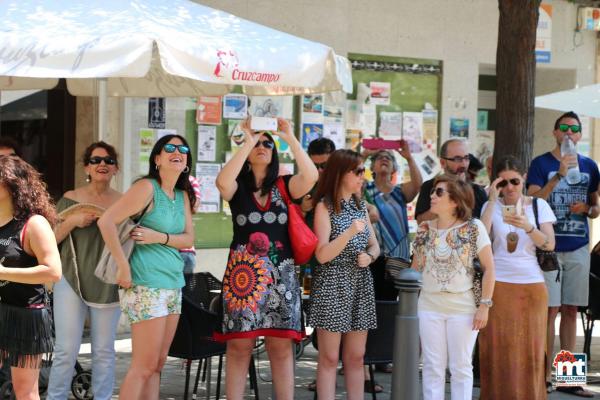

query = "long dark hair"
[
  {"left": 237, "top": 133, "right": 279, "bottom": 196},
  {"left": 313, "top": 149, "right": 362, "bottom": 214},
  {"left": 0, "top": 156, "right": 57, "bottom": 226},
  {"left": 145, "top": 134, "right": 196, "bottom": 211}
]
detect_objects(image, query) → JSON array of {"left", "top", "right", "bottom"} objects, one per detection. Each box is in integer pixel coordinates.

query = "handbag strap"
[
  {"left": 532, "top": 197, "right": 540, "bottom": 230},
  {"left": 134, "top": 197, "right": 153, "bottom": 225},
  {"left": 468, "top": 218, "right": 478, "bottom": 265},
  {"left": 275, "top": 177, "right": 291, "bottom": 206}
]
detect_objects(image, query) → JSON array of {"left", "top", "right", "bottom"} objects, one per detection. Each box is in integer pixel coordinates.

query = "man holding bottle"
[{"left": 527, "top": 111, "right": 600, "bottom": 396}]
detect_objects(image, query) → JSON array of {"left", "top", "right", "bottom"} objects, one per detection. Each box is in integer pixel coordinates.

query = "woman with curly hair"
[
  {"left": 0, "top": 155, "right": 61, "bottom": 400},
  {"left": 47, "top": 142, "right": 122, "bottom": 400},
  {"left": 215, "top": 117, "right": 317, "bottom": 400},
  {"left": 98, "top": 134, "right": 196, "bottom": 400}
]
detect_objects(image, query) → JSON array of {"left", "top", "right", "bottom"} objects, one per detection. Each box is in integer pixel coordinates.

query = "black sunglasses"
[
  {"left": 497, "top": 178, "right": 521, "bottom": 188},
  {"left": 255, "top": 140, "right": 275, "bottom": 149},
  {"left": 442, "top": 155, "right": 470, "bottom": 163},
  {"left": 352, "top": 166, "right": 366, "bottom": 176},
  {"left": 314, "top": 162, "right": 327, "bottom": 170},
  {"left": 430, "top": 187, "right": 447, "bottom": 197},
  {"left": 88, "top": 156, "right": 116, "bottom": 165},
  {"left": 163, "top": 144, "right": 190, "bottom": 154}
]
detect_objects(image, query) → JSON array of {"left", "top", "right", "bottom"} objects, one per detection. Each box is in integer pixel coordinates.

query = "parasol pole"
[{"left": 97, "top": 78, "right": 107, "bottom": 141}]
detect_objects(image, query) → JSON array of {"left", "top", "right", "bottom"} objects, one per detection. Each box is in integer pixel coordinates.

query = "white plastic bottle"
[{"left": 560, "top": 136, "right": 581, "bottom": 184}]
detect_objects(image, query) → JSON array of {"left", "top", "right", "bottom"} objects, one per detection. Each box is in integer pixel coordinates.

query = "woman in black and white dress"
[{"left": 310, "top": 149, "right": 380, "bottom": 400}]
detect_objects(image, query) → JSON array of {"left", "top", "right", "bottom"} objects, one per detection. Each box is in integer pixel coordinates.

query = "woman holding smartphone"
[{"left": 479, "top": 156, "right": 555, "bottom": 399}]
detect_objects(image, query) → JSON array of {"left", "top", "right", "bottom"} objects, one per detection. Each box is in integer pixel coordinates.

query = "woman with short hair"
[{"left": 412, "top": 174, "right": 495, "bottom": 400}]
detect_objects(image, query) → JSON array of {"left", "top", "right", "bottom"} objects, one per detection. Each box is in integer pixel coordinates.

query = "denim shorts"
[{"left": 119, "top": 285, "right": 182, "bottom": 325}]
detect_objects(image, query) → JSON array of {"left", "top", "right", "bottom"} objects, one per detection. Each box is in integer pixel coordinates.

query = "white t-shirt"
[
  {"left": 414, "top": 219, "right": 491, "bottom": 314},
  {"left": 482, "top": 197, "right": 556, "bottom": 284}
]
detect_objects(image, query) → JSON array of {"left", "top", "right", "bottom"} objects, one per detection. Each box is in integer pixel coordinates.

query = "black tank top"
[{"left": 0, "top": 218, "right": 45, "bottom": 307}]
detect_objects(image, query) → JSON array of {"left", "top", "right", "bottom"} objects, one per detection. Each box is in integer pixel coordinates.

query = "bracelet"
[
  {"left": 525, "top": 225, "right": 535, "bottom": 234},
  {"left": 163, "top": 233, "right": 170, "bottom": 245}
]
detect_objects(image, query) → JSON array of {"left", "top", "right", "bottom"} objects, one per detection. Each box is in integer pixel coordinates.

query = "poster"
[
  {"left": 474, "top": 130, "right": 495, "bottom": 168},
  {"left": 148, "top": 98, "right": 165, "bottom": 129},
  {"left": 413, "top": 150, "right": 441, "bottom": 182},
  {"left": 402, "top": 112, "right": 423, "bottom": 152},
  {"left": 196, "top": 96, "right": 222, "bottom": 125},
  {"left": 323, "top": 91, "right": 346, "bottom": 122},
  {"left": 196, "top": 163, "right": 221, "bottom": 213},
  {"left": 302, "top": 94, "right": 324, "bottom": 124},
  {"left": 248, "top": 96, "right": 293, "bottom": 119},
  {"left": 223, "top": 94, "right": 248, "bottom": 119},
  {"left": 450, "top": 118, "right": 469, "bottom": 138},
  {"left": 345, "top": 100, "right": 360, "bottom": 130},
  {"left": 359, "top": 103, "right": 377, "bottom": 137},
  {"left": 139, "top": 129, "right": 154, "bottom": 174},
  {"left": 379, "top": 112, "right": 403, "bottom": 138},
  {"left": 369, "top": 82, "right": 391, "bottom": 105},
  {"left": 228, "top": 119, "right": 245, "bottom": 154},
  {"left": 477, "top": 110, "right": 488, "bottom": 131},
  {"left": 197, "top": 125, "right": 217, "bottom": 162},
  {"left": 535, "top": 3, "right": 552, "bottom": 63},
  {"left": 301, "top": 123, "right": 323, "bottom": 149},
  {"left": 422, "top": 109, "right": 438, "bottom": 150},
  {"left": 323, "top": 122, "right": 346, "bottom": 150}
]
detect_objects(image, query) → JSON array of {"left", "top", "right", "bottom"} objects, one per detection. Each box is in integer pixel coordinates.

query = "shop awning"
[
  {"left": 535, "top": 84, "right": 600, "bottom": 118},
  {"left": 0, "top": 0, "right": 352, "bottom": 96}
]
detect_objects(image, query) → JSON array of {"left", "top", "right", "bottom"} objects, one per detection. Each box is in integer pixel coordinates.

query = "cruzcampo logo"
[
  {"left": 553, "top": 350, "right": 587, "bottom": 387},
  {"left": 213, "top": 49, "right": 280, "bottom": 84}
]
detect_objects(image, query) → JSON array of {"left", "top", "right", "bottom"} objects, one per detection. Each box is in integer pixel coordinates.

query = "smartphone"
[
  {"left": 362, "top": 138, "right": 401, "bottom": 150},
  {"left": 501, "top": 205, "right": 517, "bottom": 218},
  {"left": 250, "top": 116, "right": 277, "bottom": 132}
]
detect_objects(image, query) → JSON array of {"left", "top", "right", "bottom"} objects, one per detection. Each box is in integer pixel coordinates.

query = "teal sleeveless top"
[{"left": 130, "top": 179, "right": 185, "bottom": 289}]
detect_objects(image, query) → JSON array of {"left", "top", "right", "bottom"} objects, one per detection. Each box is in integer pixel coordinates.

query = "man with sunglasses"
[
  {"left": 527, "top": 111, "right": 599, "bottom": 397},
  {"left": 415, "top": 138, "right": 488, "bottom": 224}
]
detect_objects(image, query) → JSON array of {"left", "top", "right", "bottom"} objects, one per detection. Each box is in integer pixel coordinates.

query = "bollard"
[{"left": 389, "top": 267, "right": 422, "bottom": 400}]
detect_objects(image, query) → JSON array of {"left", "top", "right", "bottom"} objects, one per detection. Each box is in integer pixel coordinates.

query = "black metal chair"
[
  {"left": 580, "top": 242, "right": 600, "bottom": 360},
  {"left": 311, "top": 300, "right": 398, "bottom": 400},
  {"left": 168, "top": 272, "right": 260, "bottom": 399}
]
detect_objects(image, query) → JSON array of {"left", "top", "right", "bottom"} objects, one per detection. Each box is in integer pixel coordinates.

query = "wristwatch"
[{"left": 480, "top": 298, "right": 493, "bottom": 308}]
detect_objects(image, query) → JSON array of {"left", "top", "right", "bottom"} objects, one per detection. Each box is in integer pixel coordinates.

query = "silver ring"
[{"left": 137, "top": 232, "right": 142, "bottom": 237}]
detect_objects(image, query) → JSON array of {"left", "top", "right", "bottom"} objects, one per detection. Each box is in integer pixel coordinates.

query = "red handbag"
[{"left": 275, "top": 177, "right": 318, "bottom": 265}]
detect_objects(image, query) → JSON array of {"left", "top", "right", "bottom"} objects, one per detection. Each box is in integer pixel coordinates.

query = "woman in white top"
[
  {"left": 479, "top": 156, "right": 556, "bottom": 399},
  {"left": 412, "top": 174, "right": 494, "bottom": 400}
]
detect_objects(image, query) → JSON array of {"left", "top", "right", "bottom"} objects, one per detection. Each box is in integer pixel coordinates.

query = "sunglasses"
[
  {"left": 442, "top": 155, "right": 470, "bottom": 163},
  {"left": 497, "top": 178, "right": 521, "bottom": 188},
  {"left": 254, "top": 140, "right": 275, "bottom": 150},
  {"left": 314, "top": 162, "right": 327, "bottom": 170},
  {"left": 430, "top": 187, "right": 447, "bottom": 197},
  {"left": 375, "top": 155, "right": 393, "bottom": 162},
  {"left": 558, "top": 124, "right": 581, "bottom": 133},
  {"left": 88, "top": 156, "right": 116, "bottom": 165},
  {"left": 163, "top": 144, "right": 190, "bottom": 154},
  {"left": 352, "top": 166, "right": 366, "bottom": 176}
]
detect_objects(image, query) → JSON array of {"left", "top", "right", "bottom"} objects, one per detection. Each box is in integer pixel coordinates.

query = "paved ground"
[{"left": 61, "top": 318, "right": 600, "bottom": 400}]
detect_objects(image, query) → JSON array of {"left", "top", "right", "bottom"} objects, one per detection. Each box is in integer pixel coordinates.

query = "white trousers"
[{"left": 418, "top": 310, "right": 478, "bottom": 400}]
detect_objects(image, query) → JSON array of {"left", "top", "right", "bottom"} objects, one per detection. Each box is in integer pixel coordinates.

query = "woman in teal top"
[{"left": 98, "top": 134, "right": 196, "bottom": 400}]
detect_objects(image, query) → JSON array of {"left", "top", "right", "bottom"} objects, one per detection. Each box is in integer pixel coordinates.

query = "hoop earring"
[
  {"left": 183, "top": 166, "right": 190, "bottom": 173},
  {"left": 155, "top": 164, "right": 159, "bottom": 170},
  {"left": 86, "top": 174, "right": 91, "bottom": 183}
]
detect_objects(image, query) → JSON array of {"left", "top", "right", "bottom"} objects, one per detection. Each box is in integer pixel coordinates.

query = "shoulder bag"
[
  {"left": 532, "top": 197, "right": 560, "bottom": 281},
  {"left": 94, "top": 199, "right": 152, "bottom": 284},
  {"left": 275, "top": 177, "right": 318, "bottom": 265}
]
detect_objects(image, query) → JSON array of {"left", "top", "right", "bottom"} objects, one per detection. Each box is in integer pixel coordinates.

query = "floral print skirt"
[{"left": 214, "top": 237, "right": 304, "bottom": 342}]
